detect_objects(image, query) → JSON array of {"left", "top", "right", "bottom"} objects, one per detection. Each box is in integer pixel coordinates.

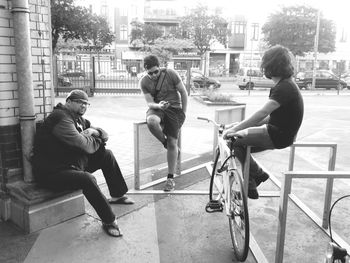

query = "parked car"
[
  {"left": 57, "top": 75, "right": 71, "bottom": 86},
  {"left": 343, "top": 76, "right": 350, "bottom": 89},
  {"left": 236, "top": 67, "right": 274, "bottom": 90},
  {"left": 61, "top": 69, "right": 86, "bottom": 78},
  {"left": 184, "top": 71, "right": 221, "bottom": 89},
  {"left": 295, "top": 70, "right": 347, "bottom": 90},
  {"left": 97, "top": 69, "right": 130, "bottom": 80}
]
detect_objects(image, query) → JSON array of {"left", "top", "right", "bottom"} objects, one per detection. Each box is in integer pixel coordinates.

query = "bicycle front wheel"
[
  {"left": 209, "top": 147, "right": 222, "bottom": 201},
  {"left": 228, "top": 159, "right": 250, "bottom": 261}
]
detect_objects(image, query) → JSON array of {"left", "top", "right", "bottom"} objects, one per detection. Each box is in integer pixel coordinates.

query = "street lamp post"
[
  {"left": 248, "top": 37, "right": 253, "bottom": 96},
  {"left": 312, "top": 9, "right": 321, "bottom": 90}
]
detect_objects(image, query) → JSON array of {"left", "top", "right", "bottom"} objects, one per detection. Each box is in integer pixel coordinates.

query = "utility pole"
[{"left": 312, "top": 9, "right": 321, "bottom": 90}]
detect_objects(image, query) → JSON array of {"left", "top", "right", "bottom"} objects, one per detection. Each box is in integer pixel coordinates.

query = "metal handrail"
[{"left": 274, "top": 142, "right": 348, "bottom": 263}]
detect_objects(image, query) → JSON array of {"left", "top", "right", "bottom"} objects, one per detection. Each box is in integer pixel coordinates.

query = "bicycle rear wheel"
[{"left": 228, "top": 158, "right": 250, "bottom": 261}]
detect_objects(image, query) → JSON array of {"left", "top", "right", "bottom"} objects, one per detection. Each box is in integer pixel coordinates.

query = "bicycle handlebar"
[
  {"left": 198, "top": 117, "right": 238, "bottom": 142},
  {"left": 197, "top": 117, "right": 220, "bottom": 128}
]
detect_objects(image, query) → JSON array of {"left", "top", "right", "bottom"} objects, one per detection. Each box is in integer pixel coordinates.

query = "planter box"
[{"left": 193, "top": 96, "right": 245, "bottom": 106}]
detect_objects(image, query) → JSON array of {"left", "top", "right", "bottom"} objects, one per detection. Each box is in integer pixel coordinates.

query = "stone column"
[{"left": 11, "top": 0, "right": 36, "bottom": 182}]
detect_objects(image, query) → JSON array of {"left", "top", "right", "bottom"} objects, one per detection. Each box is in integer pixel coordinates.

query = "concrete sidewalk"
[{"left": 1, "top": 93, "right": 350, "bottom": 263}]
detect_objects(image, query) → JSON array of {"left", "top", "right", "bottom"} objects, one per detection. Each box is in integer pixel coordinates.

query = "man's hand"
[
  {"left": 159, "top": 100, "right": 170, "bottom": 109},
  {"left": 223, "top": 126, "right": 246, "bottom": 140},
  {"left": 82, "top": 128, "right": 100, "bottom": 137}
]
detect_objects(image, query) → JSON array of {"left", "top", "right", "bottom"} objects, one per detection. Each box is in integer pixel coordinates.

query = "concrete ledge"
[
  {"left": 5, "top": 181, "right": 85, "bottom": 233},
  {"left": 10, "top": 190, "right": 84, "bottom": 233}
]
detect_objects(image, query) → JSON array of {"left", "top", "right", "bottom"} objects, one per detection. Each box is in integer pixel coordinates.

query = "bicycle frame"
[
  {"left": 199, "top": 116, "right": 250, "bottom": 261},
  {"left": 198, "top": 117, "right": 240, "bottom": 216},
  {"left": 216, "top": 136, "right": 238, "bottom": 216}
]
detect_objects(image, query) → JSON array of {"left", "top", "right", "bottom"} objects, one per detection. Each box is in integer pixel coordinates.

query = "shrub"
[{"left": 201, "top": 90, "right": 235, "bottom": 102}]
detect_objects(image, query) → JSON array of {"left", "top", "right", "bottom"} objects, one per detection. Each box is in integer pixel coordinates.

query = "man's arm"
[
  {"left": 52, "top": 118, "right": 102, "bottom": 154},
  {"left": 143, "top": 93, "right": 169, "bottom": 110},
  {"left": 224, "top": 99, "right": 280, "bottom": 137},
  {"left": 176, "top": 81, "right": 188, "bottom": 113}
]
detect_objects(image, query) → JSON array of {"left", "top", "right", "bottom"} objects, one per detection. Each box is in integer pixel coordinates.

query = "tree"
[
  {"left": 85, "top": 14, "right": 115, "bottom": 51},
  {"left": 51, "top": 0, "right": 87, "bottom": 51},
  {"left": 51, "top": 0, "right": 114, "bottom": 52},
  {"left": 149, "top": 38, "right": 196, "bottom": 66},
  {"left": 130, "top": 22, "right": 163, "bottom": 47},
  {"left": 129, "top": 22, "right": 195, "bottom": 65},
  {"left": 179, "top": 4, "right": 228, "bottom": 57},
  {"left": 262, "top": 5, "right": 336, "bottom": 56}
]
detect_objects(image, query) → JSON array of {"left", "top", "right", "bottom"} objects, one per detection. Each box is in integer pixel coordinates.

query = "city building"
[{"left": 71, "top": 0, "right": 350, "bottom": 77}]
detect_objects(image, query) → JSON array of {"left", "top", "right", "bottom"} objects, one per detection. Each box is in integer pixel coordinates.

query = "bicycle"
[{"left": 198, "top": 117, "right": 250, "bottom": 261}]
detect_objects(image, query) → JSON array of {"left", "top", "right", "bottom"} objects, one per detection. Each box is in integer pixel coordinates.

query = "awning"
[{"left": 122, "top": 51, "right": 146, "bottom": 60}]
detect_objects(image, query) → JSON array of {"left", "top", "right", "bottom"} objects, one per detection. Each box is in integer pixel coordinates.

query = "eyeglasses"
[
  {"left": 72, "top": 99, "right": 90, "bottom": 106},
  {"left": 147, "top": 69, "right": 159, "bottom": 76}
]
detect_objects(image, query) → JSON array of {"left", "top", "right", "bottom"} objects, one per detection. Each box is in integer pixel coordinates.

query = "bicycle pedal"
[{"left": 205, "top": 200, "right": 223, "bottom": 213}]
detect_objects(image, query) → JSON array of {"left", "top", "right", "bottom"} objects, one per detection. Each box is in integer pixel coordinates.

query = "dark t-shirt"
[
  {"left": 140, "top": 68, "right": 182, "bottom": 108},
  {"left": 267, "top": 78, "right": 304, "bottom": 149}
]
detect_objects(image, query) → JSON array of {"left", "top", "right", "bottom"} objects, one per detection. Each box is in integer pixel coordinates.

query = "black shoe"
[
  {"left": 248, "top": 178, "right": 259, "bottom": 199},
  {"left": 255, "top": 172, "right": 269, "bottom": 187},
  {"left": 248, "top": 188, "right": 259, "bottom": 199}
]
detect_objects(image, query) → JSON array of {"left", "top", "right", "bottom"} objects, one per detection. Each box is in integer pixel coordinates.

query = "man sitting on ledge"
[{"left": 32, "top": 90, "right": 134, "bottom": 237}]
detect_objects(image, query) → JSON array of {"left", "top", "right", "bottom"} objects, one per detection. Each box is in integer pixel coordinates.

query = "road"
[{"left": 219, "top": 81, "right": 350, "bottom": 95}]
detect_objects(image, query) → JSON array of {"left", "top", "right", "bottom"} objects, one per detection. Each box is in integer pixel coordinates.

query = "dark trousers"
[
  {"left": 231, "top": 125, "right": 275, "bottom": 181},
  {"left": 232, "top": 145, "right": 267, "bottom": 180},
  {"left": 38, "top": 146, "right": 128, "bottom": 224}
]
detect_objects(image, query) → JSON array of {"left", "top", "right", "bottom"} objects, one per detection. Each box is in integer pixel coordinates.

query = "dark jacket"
[{"left": 32, "top": 103, "right": 103, "bottom": 178}]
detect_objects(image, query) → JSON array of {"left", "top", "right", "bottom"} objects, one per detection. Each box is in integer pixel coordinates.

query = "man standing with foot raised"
[{"left": 139, "top": 55, "right": 188, "bottom": 191}]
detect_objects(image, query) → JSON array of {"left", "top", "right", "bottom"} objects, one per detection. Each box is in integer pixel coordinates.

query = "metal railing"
[
  {"left": 274, "top": 142, "right": 350, "bottom": 263},
  {"left": 54, "top": 57, "right": 141, "bottom": 95}
]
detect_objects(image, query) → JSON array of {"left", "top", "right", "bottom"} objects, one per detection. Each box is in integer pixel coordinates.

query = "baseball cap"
[{"left": 66, "top": 89, "right": 88, "bottom": 102}]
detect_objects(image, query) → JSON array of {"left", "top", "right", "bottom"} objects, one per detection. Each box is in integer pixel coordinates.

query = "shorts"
[{"left": 146, "top": 107, "right": 186, "bottom": 139}]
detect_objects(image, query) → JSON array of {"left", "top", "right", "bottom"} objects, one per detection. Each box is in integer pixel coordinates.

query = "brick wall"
[{"left": 0, "top": 0, "right": 52, "bottom": 181}]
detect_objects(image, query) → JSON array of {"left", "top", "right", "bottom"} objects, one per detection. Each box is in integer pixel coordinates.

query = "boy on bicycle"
[{"left": 224, "top": 45, "right": 304, "bottom": 199}]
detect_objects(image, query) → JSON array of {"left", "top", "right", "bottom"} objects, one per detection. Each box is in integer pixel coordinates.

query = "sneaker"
[
  {"left": 164, "top": 178, "right": 175, "bottom": 192},
  {"left": 255, "top": 172, "right": 269, "bottom": 187}
]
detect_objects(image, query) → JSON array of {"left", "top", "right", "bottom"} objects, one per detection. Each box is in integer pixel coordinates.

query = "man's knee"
[
  {"left": 103, "top": 149, "right": 117, "bottom": 162},
  {"left": 147, "top": 115, "right": 161, "bottom": 128},
  {"left": 167, "top": 137, "right": 177, "bottom": 150},
  {"left": 81, "top": 172, "right": 98, "bottom": 186}
]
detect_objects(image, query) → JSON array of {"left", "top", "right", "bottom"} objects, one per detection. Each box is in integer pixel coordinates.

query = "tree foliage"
[
  {"left": 130, "top": 21, "right": 163, "bottom": 46},
  {"left": 262, "top": 5, "right": 336, "bottom": 56},
  {"left": 50, "top": 0, "right": 114, "bottom": 52},
  {"left": 149, "top": 38, "right": 196, "bottom": 66},
  {"left": 178, "top": 4, "right": 228, "bottom": 56},
  {"left": 129, "top": 21, "right": 195, "bottom": 65},
  {"left": 84, "top": 14, "right": 115, "bottom": 51}
]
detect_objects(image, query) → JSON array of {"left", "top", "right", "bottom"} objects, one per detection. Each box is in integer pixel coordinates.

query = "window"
[
  {"left": 120, "top": 25, "right": 128, "bottom": 41},
  {"left": 340, "top": 28, "right": 347, "bottom": 43},
  {"left": 251, "top": 23, "right": 259, "bottom": 41},
  {"left": 247, "top": 69, "right": 263, "bottom": 77},
  {"left": 120, "top": 8, "right": 128, "bottom": 16},
  {"left": 234, "top": 21, "right": 246, "bottom": 34}
]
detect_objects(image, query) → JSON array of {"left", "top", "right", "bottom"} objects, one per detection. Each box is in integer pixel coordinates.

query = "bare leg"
[
  {"left": 146, "top": 115, "right": 166, "bottom": 145},
  {"left": 166, "top": 136, "right": 178, "bottom": 174}
]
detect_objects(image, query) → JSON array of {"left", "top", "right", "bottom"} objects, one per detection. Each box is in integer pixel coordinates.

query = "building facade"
[
  {"left": 73, "top": 0, "right": 350, "bottom": 78},
  {"left": 0, "top": 0, "right": 86, "bottom": 233},
  {"left": 0, "top": 0, "right": 52, "bottom": 178}
]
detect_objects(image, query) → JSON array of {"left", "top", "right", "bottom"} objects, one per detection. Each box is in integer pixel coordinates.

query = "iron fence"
[{"left": 54, "top": 56, "right": 141, "bottom": 96}]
